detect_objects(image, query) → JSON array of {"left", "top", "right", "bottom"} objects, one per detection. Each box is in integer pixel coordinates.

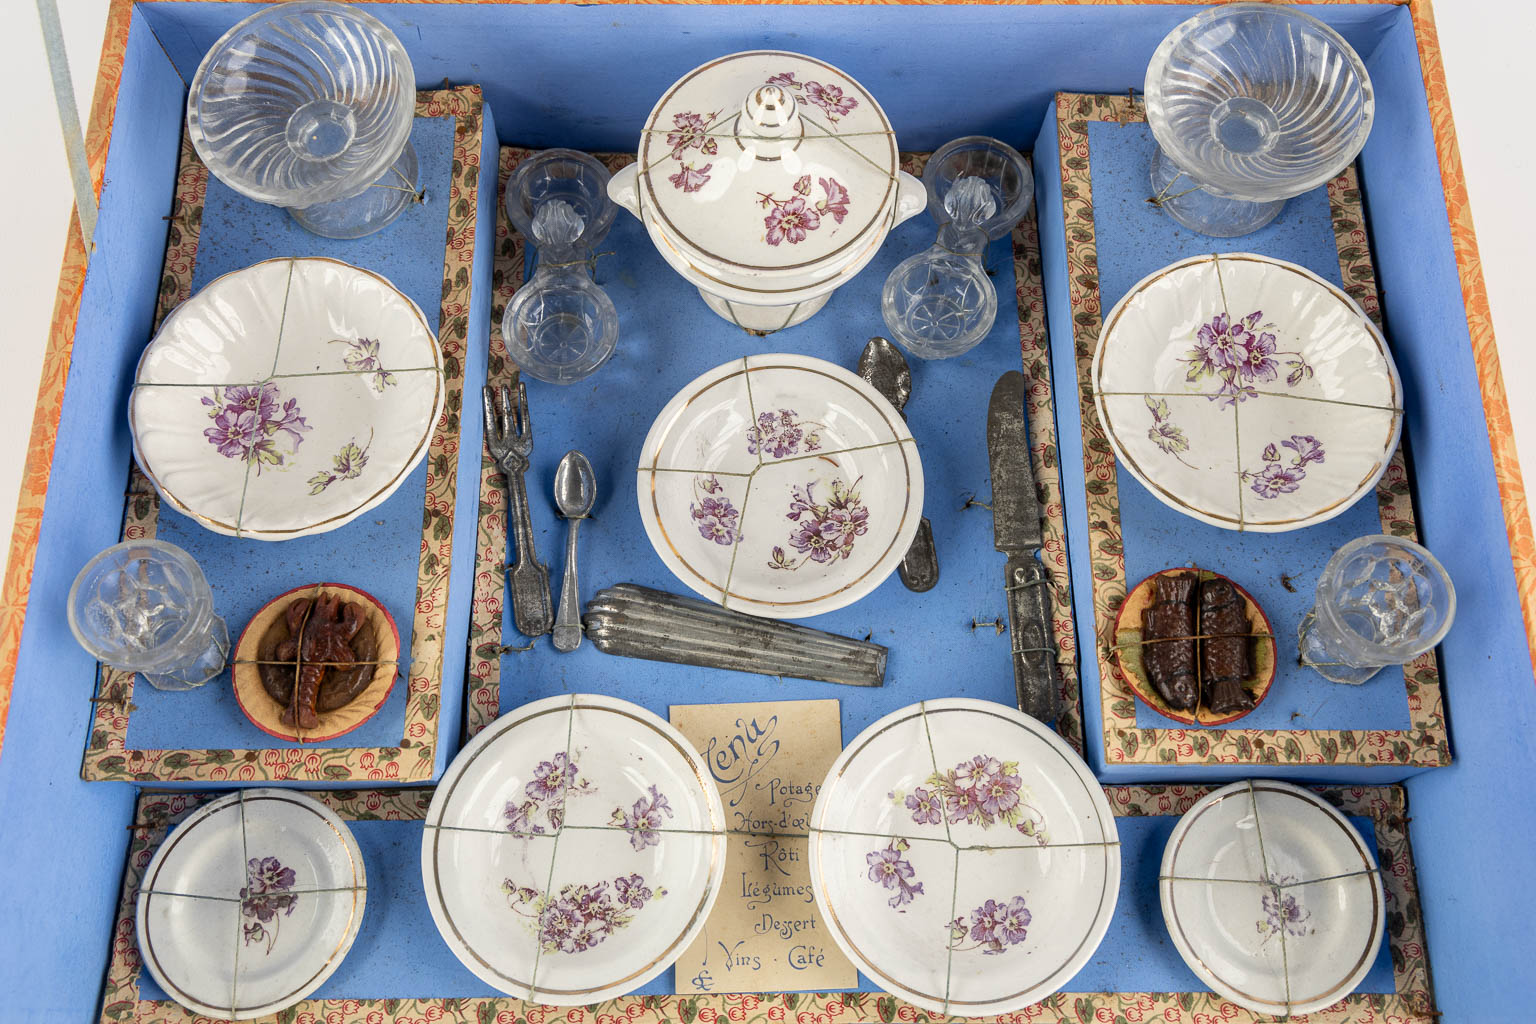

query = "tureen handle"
[
  {"left": 608, "top": 163, "right": 642, "bottom": 218},
  {"left": 893, "top": 170, "right": 927, "bottom": 227}
]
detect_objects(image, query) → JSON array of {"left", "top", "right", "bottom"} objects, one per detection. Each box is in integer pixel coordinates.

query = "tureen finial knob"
[{"left": 743, "top": 84, "right": 800, "bottom": 138}]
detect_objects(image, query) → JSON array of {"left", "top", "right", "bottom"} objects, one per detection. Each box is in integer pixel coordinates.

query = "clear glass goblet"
[
  {"left": 187, "top": 1, "right": 418, "bottom": 239},
  {"left": 1144, "top": 3, "right": 1374, "bottom": 237},
  {"left": 502, "top": 150, "right": 620, "bottom": 384},
  {"left": 1298, "top": 535, "right": 1456, "bottom": 685},
  {"left": 881, "top": 137, "right": 1032, "bottom": 360},
  {"left": 67, "top": 540, "right": 229, "bottom": 691}
]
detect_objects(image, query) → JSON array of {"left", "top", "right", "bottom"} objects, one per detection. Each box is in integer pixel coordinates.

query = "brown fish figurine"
[
  {"left": 1199, "top": 577, "right": 1256, "bottom": 716},
  {"left": 1140, "top": 572, "right": 1200, "bottom": 711}
]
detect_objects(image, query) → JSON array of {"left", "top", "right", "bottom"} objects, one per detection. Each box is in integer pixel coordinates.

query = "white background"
[{"left": 0, "top": 1, "right": 1529, "bottom": 575}]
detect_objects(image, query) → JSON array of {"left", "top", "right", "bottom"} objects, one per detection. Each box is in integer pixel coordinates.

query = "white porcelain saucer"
[
  {"left": 421, "top": 694, "right": 727, "bottom": 1003},
  {"left": 135, "top": 789, "right": 367, "bottom": 1020},
  {"left": 808, "top": 698, "right": 1120, "bottom": 1017},
  {"left": 1160, "top": 780, "right": 1385, "bottom": 1015},
  {"left": 130, "top": 257, "right": 444, "bottom": 540},
  {"left": 636, "top": 353, "right": 923, "bottom": 618},
  {"left": 1092, "top": 253, "right": 1402, "bottom": 532}
]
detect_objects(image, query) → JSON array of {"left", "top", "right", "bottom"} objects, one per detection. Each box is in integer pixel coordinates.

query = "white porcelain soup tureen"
[{"left": 610, "top": 51, "right": 927, "bottom": 334}]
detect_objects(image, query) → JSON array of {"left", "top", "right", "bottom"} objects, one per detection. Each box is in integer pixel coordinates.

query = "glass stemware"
[
  {"left": 186, "top": 1, "right": 419, "bottom": 239},
  {"left": 1143, "top": 3, "right": 1374, "bottom": 237},
  {"left": 67, "top": 540, "right": 229, "bottom": 691},
  {"left": 1298, "top": 535, "right": 1456, "bottom": 685},
  {"left": 881, "top": 137, "right": 1032, "bottom": 360},
  {"left": 502, "top": 150, "right": 620, "bottom": 384}
]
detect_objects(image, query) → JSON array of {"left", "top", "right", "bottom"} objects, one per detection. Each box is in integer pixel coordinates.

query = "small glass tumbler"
[
  {"left": 67, "top": 540, "right": 229, "bottom": 691},
  {"left": 1298, "top": 535, "right": 1455, "bottom": 685}
]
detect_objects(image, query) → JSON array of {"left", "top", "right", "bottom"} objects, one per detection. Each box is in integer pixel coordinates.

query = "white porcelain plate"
[
  {"left": 135, "top": 789, "right": 367, "bottom": 1020},
  {"left": 1092, "top": 253, "right": 1402, "bottom": 532},
  {"left": 637, "top": 353, "right": 923, "bottom": 618},
  {"left": 421, "top": 694, "right": 727, "bottom": 1003},
  {"left": 1159, "top": 780, "right": 1385, "bottom": 1016},
  {"left": 130, "top": 257, "right": 444, "bottom": 539},
  {"left": 808, "top": 698, "right": 1120, "bottom": 1017}
]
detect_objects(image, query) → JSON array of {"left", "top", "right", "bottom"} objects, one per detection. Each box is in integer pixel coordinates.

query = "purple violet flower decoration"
[
  {"left": 239, "top": 856, "right": 299, "bottom": 955},
  {"left": 866, "top": 839, "right": 924, "bottom": 909},
  {"left": 904, "top": 787, "right": 943, "bottom": 826},
  {"left": 690, "top": 474, "right": 739, "bottom": 545},
  {"left": 200, "top": 382, "right": 310, "bottom": 472},
  {"left": 948, "top": 895, "right": 1031, "bottom": 955},
  {"left": 612, "top": 784, "right": 674, "bottom": 851}
]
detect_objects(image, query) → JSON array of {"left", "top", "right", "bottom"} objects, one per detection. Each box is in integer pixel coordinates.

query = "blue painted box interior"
[{"left": 0, "top": 3, "right": 1529, "bottom": 1022}]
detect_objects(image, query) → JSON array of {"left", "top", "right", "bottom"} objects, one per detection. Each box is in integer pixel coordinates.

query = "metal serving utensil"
[
  {"left": 552, "top": 450, "right": 596, "bottom": 652},
  {"left": 583, "top": 583, "right": 887, "bottom": 687},
  {"left": 857, "top": 337, "right": 939, "bottom": 592},
  {"left": 483, "top": 382, "right": 553, "bottom": 638}
]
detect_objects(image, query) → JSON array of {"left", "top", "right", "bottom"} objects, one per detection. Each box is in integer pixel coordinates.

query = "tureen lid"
[{"left": 637, "top": 51, "right": 899, "bottom": 277}]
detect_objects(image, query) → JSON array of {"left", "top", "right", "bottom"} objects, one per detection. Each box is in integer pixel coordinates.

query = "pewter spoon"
[{"left": 552, "top": 450, "right": 596, "bottom": 652}]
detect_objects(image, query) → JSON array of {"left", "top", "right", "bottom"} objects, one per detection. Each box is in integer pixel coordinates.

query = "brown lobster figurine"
[{"left": 275, "top": 594, "right": 366, "bottom": 729}]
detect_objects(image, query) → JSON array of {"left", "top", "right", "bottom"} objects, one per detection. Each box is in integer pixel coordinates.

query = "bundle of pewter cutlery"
[{"left": 582, "top": 584, "right": 887, "bottom": 687}]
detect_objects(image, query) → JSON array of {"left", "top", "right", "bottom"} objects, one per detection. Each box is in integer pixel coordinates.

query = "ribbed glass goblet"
[
  {"left": 187, "top": 1, "right": 418, "bottom": 239},
  {"left": 1144, "top": 3, "right": 1374, "bottom": 237}
]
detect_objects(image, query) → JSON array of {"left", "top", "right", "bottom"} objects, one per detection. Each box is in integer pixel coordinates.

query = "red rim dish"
[
  {"left": 232, "top": 581, "right": 401, "bottom": 743},
  {"left": 1112, "top": 568, "right": 1277, "bottom": 727}
]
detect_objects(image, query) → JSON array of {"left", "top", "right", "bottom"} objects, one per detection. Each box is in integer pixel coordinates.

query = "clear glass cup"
[
  {"left": 67, "top": 540, "right": 229, "bottom": 691},
  {"left": 1143, "top": 3, "right": 1374, "bottom": 237},
  {"left": 882, "top": 137, "right": 1031, "bottom": 360},
  {"left": 1298, "top": 535, "right": 1456, "bottom": 685},
  {"left": 502, "top": 150, "right": 621, "bottom": 384},
  {"left": 186, "top": 1, "right": 418, "bottom": 239}
]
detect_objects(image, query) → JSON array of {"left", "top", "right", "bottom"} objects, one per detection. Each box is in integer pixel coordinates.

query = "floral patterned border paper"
[
  {"left": 99, "top": 783, "right": 1433, "bottom": 1024},
  {"left": 79, "top": 87, "right": 486, "bottom": 784},
  {"left": 1056, "top": 92, "right": 1449, "bottom": 769},
  {"left": 466, "top": 149, "right": 1083, "bottom": 753}
]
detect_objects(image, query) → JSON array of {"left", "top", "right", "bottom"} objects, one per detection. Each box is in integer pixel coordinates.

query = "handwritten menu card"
[{"left": 670, "top": 699, "right": 857, "bottom": 993}]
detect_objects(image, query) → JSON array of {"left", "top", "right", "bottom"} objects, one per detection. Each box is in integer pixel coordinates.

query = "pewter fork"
[{"left": 484, "top": 382, "right": 553, "bottom": 637}]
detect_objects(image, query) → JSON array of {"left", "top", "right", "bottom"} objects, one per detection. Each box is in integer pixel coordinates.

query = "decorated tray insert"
[
  {"left": 1050, "top": 92, "right": 1447, "bottom": 771},
  {"left": 80, "top": 88, "right": 487, "bottom": 785},
  {"left": 99, "top": 782, "right": 1432, "bottom": 1022},
  {"left": 466, "top": 147, "right": 1086, "bottom": 752}
]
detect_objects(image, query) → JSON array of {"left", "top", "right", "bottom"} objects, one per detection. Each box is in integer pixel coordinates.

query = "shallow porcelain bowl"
[
  {"left": 135, "top": 790, "right": 367, "bottom": 1020},
  {"left": 421, "top": 694, "right": 727, "bottom": 1003},
  {"left": 1092, "top": 253, "right": 1401, "bottom": 532},
  {"left": 636, "top": 354, "right": 923, "bottom": 619},
  {"left": 1160, "top": 780, "right": 1386, "bottom": 1015},
  {"left": 809, "top": 698, "right": 1120, "bottom": 1017},
  {"left": 130, "top": 257, "right": 444, "bottom": 540}
]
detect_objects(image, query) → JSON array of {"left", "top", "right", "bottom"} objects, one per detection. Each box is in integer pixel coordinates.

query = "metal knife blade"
[
  {"left": 858, "top": 338, "right": 938, "bottom": 592},
  {"left": 986, "top": 371, "right": 1060, "bottom": 724},
  {"left": 988, "top": 371, "right": 1043, "bottom": 555}
]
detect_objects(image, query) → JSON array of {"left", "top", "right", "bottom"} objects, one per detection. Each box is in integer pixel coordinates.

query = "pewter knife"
[{"left": 986, "top": 371, "right": 1061, "bottom": 724}]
